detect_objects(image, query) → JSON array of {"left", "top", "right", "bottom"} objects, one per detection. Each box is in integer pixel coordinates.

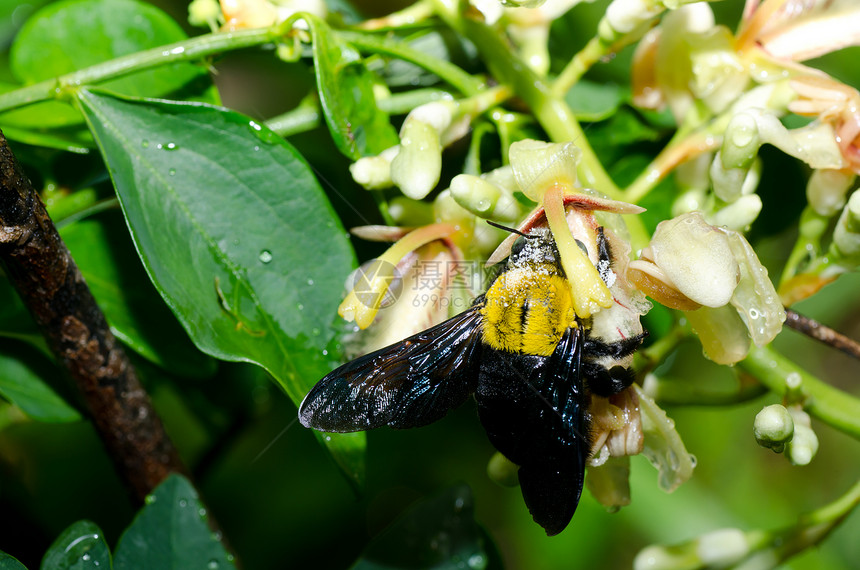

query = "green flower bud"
[
  {"left": 388, "top": 196, "right": 434, "bottom": 226},
  {"left": 450, "top": 174, "right": 501, "bottom": 217},
  {"left": 708, "top": 194, "right": 763, "bottom": 231},
  {"left": 721, "top": 112, "right": 761, "bottom": 170},
  {"left": 390, "top": 119, "right": 442, "bottom": 200},
  {"left": 786, "top": 408, "right": 818, "bottom": 466},
  {"left": 807, "top": 169, "right": 855, "bottom": 217},
  {"left": 634, "top": 528, "right": 751, "bottom": 570},
  {"left": 350, "top": 146, "right": 398, "bottom": 190},
  {"left": 188, "top": 0, "right": 221, "bottom": 28},
  {"left": 830, "top": 189, "right": 860, "bottom": 265},
  {"left": 605, "top": 0, "right": 662, "bottom": 35},
  {"left": 695, "top": 528, "right": 751, "bottom": 566},
  {"left": 754, "top": 404, "right": 794, "bottom": 453},
  {"left": 487, "top": 452, "right": 519, "bottom": 487}
]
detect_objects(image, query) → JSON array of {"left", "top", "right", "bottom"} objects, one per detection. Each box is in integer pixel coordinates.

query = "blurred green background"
[{"left": 1, "top": 0, "right": 859, "bottom": 568}]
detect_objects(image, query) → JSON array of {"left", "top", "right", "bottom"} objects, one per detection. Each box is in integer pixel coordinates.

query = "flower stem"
[
  {"left": 0, "top": 27, "right": 280, "bottom": 113},
  {"left": 338, "top": 30, "right": 484, "bottom": 96},
  {"left": 739, "top": 345, "right": 860, "bottom": 440},
  {"left": 551, "top": 36, "right": 607, "bottom": 98}
]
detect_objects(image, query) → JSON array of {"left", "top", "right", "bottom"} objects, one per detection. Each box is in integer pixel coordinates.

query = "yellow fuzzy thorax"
[{"left": 480, "top": 265, "right": 576, "bottom": 357}]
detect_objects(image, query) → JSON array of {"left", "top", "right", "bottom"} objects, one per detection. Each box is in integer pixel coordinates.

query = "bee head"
[{"left": 508, "top": 228, "right": 560, "bottom": 267}]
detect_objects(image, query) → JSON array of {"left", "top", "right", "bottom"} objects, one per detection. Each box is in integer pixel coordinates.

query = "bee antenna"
[{"left": 486, "top": 220, "right": 537, "bottom": 239}]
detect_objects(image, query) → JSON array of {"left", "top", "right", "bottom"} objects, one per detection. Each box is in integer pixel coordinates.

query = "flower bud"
[
  {"left": 350, "top": 146, "right": 399, "bottom": 190},
  {"left": 707, "top": 194, "right": 763, "bottom": 231},
  {"left": 188, "top": 0, "right": 221, "bottom": 28},
  {"left": 634, "top": 528, "right": 750, "bottom": 570},
  {"left": 786, "top": 408, "right": 818, "bottom": 466},
  {"left": 390, "top": 119, "right": 442, "bottom": 200},
  {"left": 487, "top": 452, "right": 519, "bottom": 487},
  {"left": 450, "top": 174, "right": 501, "bottom": 216},
  {"left": 388, "top": 197, "right": 434, "bottom": 226},
  {"left": 754, "top": 404, "right": 794, "bottom": 453},
  {"left": 721, "top": 112, "right": 761, "bottom": 170},
  {"left": 695, "top": 528, "right": 751, "bottom": 566},
  {"left": 830, "top": 189, "right": 860, "bottom": 264},
  {"left": 605, "top": 0, "right": 662, "bottom": 35},
  {"left": 806, "top": 169, "right": 855, "bottom": 217}
]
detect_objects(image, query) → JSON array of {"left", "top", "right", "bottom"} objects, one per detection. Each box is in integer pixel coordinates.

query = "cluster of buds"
[{"left": 351, "top": 101, "right": 471, "bottom": 200}]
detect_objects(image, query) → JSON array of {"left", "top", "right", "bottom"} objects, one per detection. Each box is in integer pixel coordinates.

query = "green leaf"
[
  {"left": 0, "top": 340, "right": 81, "bottom": 423},
  {"left": 0, "top": 553, "right": 28, "bottom": 570},
  {"left": 564, "top": 80, "right": 625, "bottom": 122},
  {"left": 6, "top": 0, "right": 205, "bottom": 128},
  {"left": 76, "top": 89, "right": 365, "bottom": 483},
  {"left": 40, "top": 520, "right": 111, "bottom": 570},
  {"left": 305, "top": 14, "right": 399, "bottom": 159},
  {"left": 113, "top": 474, "right": 233, "bottom": 570},
  {"left": 0, "top": 277, "right": 43, "bottom": 349},
  {"left": 61, "top": 213, "right": 216, "bottom": 378},
  {"left": 352, "top": 485, "right": 499, "bottom": 570}
]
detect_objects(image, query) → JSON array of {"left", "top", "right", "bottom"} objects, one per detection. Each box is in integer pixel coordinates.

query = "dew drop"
[
  {"left": 322, "top": 349, "right": 328, "bottom": 356},
  {"left": 259, "top": 250, "right": 273, "bottom": 263},
  {"left": 82, "top": 554, "right": 91, "bottom": 561},
  {"left": 199, "top": 507, "right": 207, "bottom": 517},
  {"left": 207, "top": 561, "right": 220, "bottom": 570},
  {"left": 312, "top": 327, "right": 320, "bottom": 336},
  {"left": 325, "top": 435, "right": 331, "bottom": 441},
  {"left": 307, "top": 278, "right": 314, "bottom": 286},
  {"left": 165, "top": 142, "right": 177, "bottom": 150},
  {"left": 179, "top": 498, "right": 188, "bottom": 508},
  {"left": 297, "top": 303, "right": 304, "bottom": 311},
  {"left": 145, "top": 495, "right": 157, "bottom": 505},
  {"left": 141, "top": 140, "right": 150, "bottom": 148},
  {"left": 168, "top": 168, "right": 176, "bottom": 176}
]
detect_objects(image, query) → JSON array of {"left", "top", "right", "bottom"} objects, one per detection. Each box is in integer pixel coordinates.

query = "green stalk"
[
  {"left": 740, "top": 345, "right": 860, "bottom": 440},
  {"left": 779, "top": 206, "right": 829, "bottom": 285},
  {"left": 0, "top": 27, "right": 281, "bottom": 113},
  {"left": 551, "top": 36, "right": 609, "bottom": 98},
  {"left": 337, "top": 31, "right": 484, "bottom": 96}
]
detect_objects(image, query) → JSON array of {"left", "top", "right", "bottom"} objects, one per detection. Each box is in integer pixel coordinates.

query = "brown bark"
[
  {"left": 784, "top": 307, "right": 860, "bottom": 361},
  {"left": 0, "top": 129, "right": 187, "bottom": 503}
]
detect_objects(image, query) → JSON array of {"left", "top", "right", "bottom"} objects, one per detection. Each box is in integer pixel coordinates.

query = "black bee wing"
[
  {"left": 298, "top": 302, "right": 485, "bottom": 432},
  {"left": 476, "top": 326, "right": 588, "bottom": 536}
]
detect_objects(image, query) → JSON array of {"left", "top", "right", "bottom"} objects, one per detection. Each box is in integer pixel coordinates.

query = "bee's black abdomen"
[{"left": 476, "top": 328, "right": 588, "bottom": 535}]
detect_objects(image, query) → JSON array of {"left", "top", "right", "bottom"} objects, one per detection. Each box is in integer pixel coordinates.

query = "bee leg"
[
  {"left": 584, "top": 362, "right": 635, "bottom": 397},
  {"left": 583, "top": 331, "right": 648, "bottom": 359},
  {"left": 596, "top": 227, "right": 611, "bottom": 265}
]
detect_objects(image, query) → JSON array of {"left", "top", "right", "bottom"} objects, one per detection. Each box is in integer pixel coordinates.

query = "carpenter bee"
[{"left": 299, "top": 225, "right": 646, "bottom": 535}]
